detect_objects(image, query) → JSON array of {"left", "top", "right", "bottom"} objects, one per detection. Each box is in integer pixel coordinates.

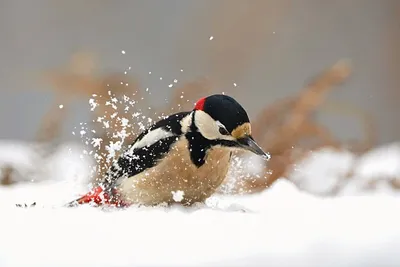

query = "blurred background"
[{"left": 0, "top": 0, "right": 399, "bottom": 196}]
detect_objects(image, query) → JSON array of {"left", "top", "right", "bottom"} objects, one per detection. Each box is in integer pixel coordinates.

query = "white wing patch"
[
  {"left": 132, "top": 128, "right": 174, "bottom": 150},
  {"left": 180, "top": 113, "right": 192, "bottom": 133}
]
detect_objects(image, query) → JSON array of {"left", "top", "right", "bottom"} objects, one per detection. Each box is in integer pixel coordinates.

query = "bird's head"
[{"left": 188, "top": 94, "right": 269, "bottom": 159}]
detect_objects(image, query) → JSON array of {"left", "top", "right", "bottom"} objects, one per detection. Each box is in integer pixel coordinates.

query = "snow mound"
[
  {"left": 290, "top": 147, "right": 355, "bottom": 195},
  {"left": 1, "top": 141, "right": 400, "bottom": 266},
  {"left": 0, "top": 141, "right": 92, "bottom": 185},
  {"left": 0, "top": 179, "right": 400, "bottom": 267},
  {"left": 288, "top": 143, "right": 400, "bottom": 196}
]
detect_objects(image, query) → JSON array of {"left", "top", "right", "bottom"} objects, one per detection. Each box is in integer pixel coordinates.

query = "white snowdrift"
[
  {"left": 0, "top": 140, "right": 91, "bottom": 185},
  {"left": 0, "top": 141, "right": 400, "bottom": 267},
  {"left": 0, "top": 179, "right": 400, "bottom": 267},
  {"left": 289, "top": 143, "right": 400, "bottom": 196}
]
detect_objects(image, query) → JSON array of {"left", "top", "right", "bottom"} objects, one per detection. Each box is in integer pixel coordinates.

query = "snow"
[
  {"left": 1, "top": 142, "right": 400, "bottom": 266},
  {"left": 171, "top": 190, "right": 185, "bottom": 202},
  {"left": 0, "top": 141, "right": 91, "bottom": 184},
  {"left": 353, "top": 142, "right": 400, "bottom": 179},
  {"left": 1, "top": 179, "right": 400, "bottom": 267},
  {"left": 288, "top": 144, "right": 400, "bottom": 196},
  {"left": 289, "top": 148, "right": 356, "bottom": 195}
]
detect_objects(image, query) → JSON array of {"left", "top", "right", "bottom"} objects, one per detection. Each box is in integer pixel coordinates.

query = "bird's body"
[
  {"left": 117, "top": 136, "right": 231, "bottom": 205},
  {"left": 68, "top": 94, "right": 269, "bottom": 207}
]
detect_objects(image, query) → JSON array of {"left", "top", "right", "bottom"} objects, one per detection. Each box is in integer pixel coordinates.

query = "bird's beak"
[{"left": 237, "top": 135, "right": 270, "bottom": 159}]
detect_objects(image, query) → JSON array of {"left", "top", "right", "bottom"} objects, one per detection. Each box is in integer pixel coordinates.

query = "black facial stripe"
[
  {"left": 213, "top": 139, "right": 239, "bottom": 148},
  {"left": 187, "top": 112, "right": 209, "bottom": 167},
  {"left": 186, "top": 111, "right": 238, "bottom": 167},
  {"left": 189, "top": 111, "right": 197, "bottom": 133},
  {"left": 186, "top": 131, "right": 211, "bottom": 168}
]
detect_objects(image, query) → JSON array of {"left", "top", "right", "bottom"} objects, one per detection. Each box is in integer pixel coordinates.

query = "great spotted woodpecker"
[{"left": 68, "top": 94, "right": 269, "bottom": 207}]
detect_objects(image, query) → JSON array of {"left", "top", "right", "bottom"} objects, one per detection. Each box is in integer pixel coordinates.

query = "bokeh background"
[
  {"left": 1, "top": 0, "right": 398, "bottom": 143},
  {"left": 1, "top": 3, "right": 400, "bottom": 265},
  {"left": 0, "top": 0, "right": 399, "bottom": 195}
]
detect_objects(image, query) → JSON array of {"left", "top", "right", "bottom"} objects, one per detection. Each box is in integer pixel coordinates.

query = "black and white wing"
[{"left": 103, "top": 112, "right": 190, "bottom": 187}]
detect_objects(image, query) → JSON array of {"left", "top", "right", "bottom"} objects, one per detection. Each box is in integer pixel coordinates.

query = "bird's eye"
[{"left": 219, "top": 127, "right": 230, "bottom": 135}]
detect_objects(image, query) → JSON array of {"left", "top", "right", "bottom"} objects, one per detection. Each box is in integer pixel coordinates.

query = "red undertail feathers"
[{"left": 67, "top": 186, "right": 129, "bottom": 207}]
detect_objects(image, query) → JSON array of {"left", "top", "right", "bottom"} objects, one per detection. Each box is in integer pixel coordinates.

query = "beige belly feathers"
[{"left": 117, "top": 137, "right": 231, "bottom": 205}]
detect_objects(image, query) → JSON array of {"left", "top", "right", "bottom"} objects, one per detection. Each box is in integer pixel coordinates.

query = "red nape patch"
[{"left": 194, "top": 97, "right": 206, "bottom": 110}]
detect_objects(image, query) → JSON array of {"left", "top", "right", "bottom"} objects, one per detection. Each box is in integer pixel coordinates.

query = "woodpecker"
[{"left": 68, "top": 94, "right": 269, "bottom": 207}]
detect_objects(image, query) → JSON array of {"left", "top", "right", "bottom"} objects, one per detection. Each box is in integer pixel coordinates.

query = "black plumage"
[
  {"left": 104, "top": 112, "right": 189, "bottom": 187},
  {"left": 201, "top": 95, "right": 250, "bottom": 133},
  {"left": 67, "top": 94, "right": 267, "bottom": 207}
]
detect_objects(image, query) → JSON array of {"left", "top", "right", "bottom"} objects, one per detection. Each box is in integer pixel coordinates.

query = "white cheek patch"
[
  {"left": 132, "top": 128, "right": 174, "bottom": 150},
  {"left": 194, "top": 111, "right": 235, "bottom": 141},
  {"left": 194, "top": 111, "right": 220, "bottom": 140}
]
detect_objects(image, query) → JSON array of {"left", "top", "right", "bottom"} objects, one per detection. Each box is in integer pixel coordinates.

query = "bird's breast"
[{"left": 117, "top": 137, "right": 231, "bottom": 205}]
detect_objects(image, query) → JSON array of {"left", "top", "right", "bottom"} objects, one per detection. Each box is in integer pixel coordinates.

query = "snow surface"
[
  {"left": 1, "top": 142, "right": 400, "bottom": 267},
  {"left": 1, "top": 179, "right": 400, "bottom": 267},
  {"left": 288, "top": 144, "right": 400, "bottom": 197}
]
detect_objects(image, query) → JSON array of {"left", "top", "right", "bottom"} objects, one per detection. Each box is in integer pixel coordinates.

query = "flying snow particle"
[
  {"left": 160, "top": 77, "right": 163, "bottom": 80},
  {"left": 233, "top": 83, "right": 237, "bottom": 87},
  {"left": 59, "top": 105, "right": 64, "bottom": 109},
  {"left": 173, "top": 79, "right": 178, "bottom": 83},
  {"left": 209, "top": 36, "right": 214, "bottom": 40},
  {"left": 89, "top": 98, "right": 99, "bottom": 111},
  {"left": 168, "top": 84, "right": 173, "bottom": 88},
  {"left": 106, "top": 141, "right": 123, "bottom": 160},
  {"left": 180, "top": 69, "right": 183, "bottom": 72},
  {"left": 149, "top": 71, "right": 152, "bottom": 74},
  {"left": 171, "top": 190, "right": 185, "bottom": 202},
  {"left": 121, "top": 118, "right": 129, "bottom": 127},
  {"left": 121, "top": 50, "right": 126, "bottom": 54}
]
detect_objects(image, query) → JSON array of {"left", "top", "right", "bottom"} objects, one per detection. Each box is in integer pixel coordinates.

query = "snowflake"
[
  {"left": 91, "top": 138, "right": 103, "bottom": 148},
  {"left": 171, "top": 190, "right": 185, "bottom": 202}
]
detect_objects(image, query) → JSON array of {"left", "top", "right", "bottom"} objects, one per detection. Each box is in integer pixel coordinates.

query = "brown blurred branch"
[{"left": 222, "top": 59, "right": 354, "bottom": 193}]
